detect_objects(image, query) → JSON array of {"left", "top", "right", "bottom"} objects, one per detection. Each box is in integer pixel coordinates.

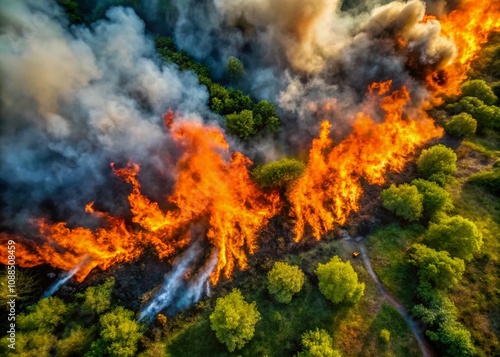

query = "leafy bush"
[
  {"left": 381, "top": 183, "right": 423, "bottom": 221},
  {"left": 411, "top": 179, "right": 453, "bottom": 218},
  {"left": 79, "top": 277, "right": 115, "bottom": 314},
  {"left": 468, "top": 168, "right": 500, "bottom": 196},
  {"left": 209, "top": 289, "right": 261, "bottom": 352},
  {"left": 267, "top": 262, "right": 305, "bottom": 303},
  {"left": 252, "top": 158, "right": 306, "bottom": 188},
  {"left": 93, "top": 306, "right": 142, "bottom": 357},
  {"left": 379, "top": 329, "right": 391, "bottom": 344},
  {"left": 409, "top": 244, "right": 465, "bottom": 289},
  {"left": 445, "top": 113, "right": 477, "bottom": 137},
  {"left": 315, "top": 256, "right": 364, "bottom": 304},
  {"left": 424, "top": 215, "right": 483, "bottom": 261},
  {"left": 297, "top": 328, "right": 342, "bottom": 357},
  {"left": 18, "top": 297, "right": 67, "bottom": 332},
  {"left": 460, "top": 79, "right": 498, "bottom": 105},
  {"left": 225, "top": 56, "right": 245, "bottom": 82},
  {"left": 226, "top": 110, "right": 255, "bottom": 140},
  {"left": 447, "top": 96, "right": 500, "bottom": 130},
  {"left": 416, "top": 145, "right": 457, "bottom": 185}
]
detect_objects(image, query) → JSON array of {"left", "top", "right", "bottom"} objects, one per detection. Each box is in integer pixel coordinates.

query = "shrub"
[
  {"left": 379, "top": 329, "right": 391, "bottom": 344},
  {"left": 409, "top": 244, "right": 465, "bottom": 290},
  {"left": 315, "top": 256, "right": 364, "bottom": 304},
  {"left": 445, "top": 113, "right": 477, "bottom": 137},
  {"left": 411, "top": 179, "right": 453, "bottom": 218},
  {"left": 468, "top": 169, "right": 500, "bottom": 196},
  {"left": 267, "top": 262, "right": 305, "bottom": 303},
  {"left": 226, "top": 110, "right": 255, "bottom": 140},
  {"left": 381, "top": 183, "right": 423, "bottom": 221},
  {"left": 460, "top": 79, "right": 498, "bottom": 105},
  {"left": 424, "top": 215, "right": 483, "bottom": 261},
  {"left": 297, "top": 328, "right": 342, "bottom": 357},
  {"left": 252, "top": 158, "right": 306, "bottom": 188},
  {"left": 209, "top": 289, "right": 261, "bottom": 352},
  {"left": 416, "top": 145, "right": 457, "bottom": 185}
]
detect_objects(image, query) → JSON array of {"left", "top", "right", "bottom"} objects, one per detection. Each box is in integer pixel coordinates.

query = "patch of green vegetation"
[
  {"left": 365, "top": 224, "right": 425, "bottom": 308},
  {"left": 154, "top": 36, "right": 281, "bottom": 140}
]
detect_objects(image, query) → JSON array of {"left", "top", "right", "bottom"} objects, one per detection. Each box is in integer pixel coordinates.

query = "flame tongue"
[
  {"left": 289, "top": 82, "right": 443, "bottom": 242},
  {"left": 427, "top": 0, "right": 500, "bottom": 96},
  {"left": 113, "top": 121, "right": 280, "bottom": 284}
]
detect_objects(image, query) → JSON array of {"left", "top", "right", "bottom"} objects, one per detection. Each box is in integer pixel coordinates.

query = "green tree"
[
  {"left": 10, "top": 331, "right": 57, "bottom": 357},
  {"left": 417, "top": 144, "right": 457, "bottom": 185},
  {"left": 379, "top": 329, "right": 391, "bottom": 344},
  {"left": 226, "top": 110, "right": 255, "bottom": 140},
  {"left": 445, "top": 113, "right": 477, "bottom": 137},
  {"left": 424, "top": 215, "right": 483, "bottom": 261},
  {"left": 411, "top": 179, "right": 453, "bottom": 218},
  {"left": 226, "top": 56, "right": 245, "bottom": 82},
  {"left": 252, "top": 158, "right": 306, "bottom": 189},
  {"left": 381, "top": 183, "right": 423, "bottom": 221},
  {"left": 79, "top": 277, "right": 115, "bottom": 314},
  {"left": 254, "top": 100, "right": 280, "bottom": 134},
  {"left": 297, "top": 328, "right": 342, "bottom": 357},
  {"left": 448, "top": 96, "right": 500, "bottom": 130},
  {"left": 460, "top": 79, "right": 498, "bottom": 105},
  {"left": 409, "top": 244, "right": 465, "bottom": 289},
  {"left": 267, "top": 262, "right": 305, "bottom": 303},
  {"left": 315, "top": 256, "right": 365, "bottom": 304},
  {"left": 95, "top": 306, "right": 142, "bottom": 357},
  {"left": 18, "top": 297, "right": 67, "bottom": 332},
  {"left": 209, "top": 289, "right": 261, "bottom": 352},
  {"left": 56, "top": 326, "right": 92, "bottom": 357}
]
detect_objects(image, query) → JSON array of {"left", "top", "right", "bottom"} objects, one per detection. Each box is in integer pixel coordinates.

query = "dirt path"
[{"left": 358, "top": 243, "right": 432, "bottom": 357}]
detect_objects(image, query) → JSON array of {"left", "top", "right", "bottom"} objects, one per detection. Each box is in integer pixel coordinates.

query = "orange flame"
[
  {"left": 115, "top": 121, "right": 280, "bottom": 283},
  {"left": 2, "top": 120, "right": 279, "bottom": 284},
  {"left": 289, "top": 82, "right": 443, "bottom": 241},
  {"left": 427, "top": 0, "right": 500, "bottom": 96}
]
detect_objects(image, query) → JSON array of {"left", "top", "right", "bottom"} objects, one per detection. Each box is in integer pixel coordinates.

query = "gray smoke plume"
[
  {"left": 0, "top": 0, "right": 211, "bottom": 229},
  {"left": 144, "top": 0, "right": 457, "bottom": 148}
]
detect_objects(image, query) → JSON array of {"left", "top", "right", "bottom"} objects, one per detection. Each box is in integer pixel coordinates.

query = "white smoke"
[
  {"left": 139, "top": 244, "right": 218, "bottom": 320},
  {"left": 0, "top": 0, "right": 211, "bottom": 227},
  {"left": 41, "top": 256, "right": 91, "bottom": 298}
]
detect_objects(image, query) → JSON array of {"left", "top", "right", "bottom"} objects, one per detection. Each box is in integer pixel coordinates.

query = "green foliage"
[
  {"left": 379, "top": 329, "right": 391, "bottom": 344},
  {"left": 468, "top": 168, "right": 500, "bottom": 196},
  {"left": 209, "top": 289, "right": 261, "bottom": 352},
  {"left": 56, "top": 326, "right": 93, "bottom": 357},
  {"left": 18, "top": 297, "right": 67, "bottom": 332},
  {"left": 79, "top": 277, "right": 115, "bottom": 314},
  {"left": 96, "top": 306, "right": 142, "bottom": 357},
  {"left": 315, "top": 256, "right": 365, "bottom": 304},
  {"left": 416, "top": 144, "right": 457, "bottom": 185},
  {"left": 12, "top": 331, "right": 57, "bottom": 357},
  {"left": 412, "top": 295, "right": 475, "bottom": 357},
  {"left": 296, "top": 328, "right": 341, "bottom": 357},
  {"left": 0, "top": 269, "right": 37, "bottom": 308},
  {"left": 447, "top": 96, "right": 500, "bottom": 130},
  {"left": 409, "top": 244, "right": 465, "bottom": 290},
  {"left": 267, "top": 262, "right": 305, "bottom": 303},
  {"left": 225, "top": 56, "right": 245, "bottom": 82},
  {"left": 381, "top": 183, "right": 423, "bottom": 221},
  {"left": 254, "top": 100, "right": 280, "bottom": 134},
  {"left": 460, "top": 79, "right": 498, "bottom": 105},
  {"left": 424, "top": 215, "right": 483, "bottom": 261},
  {"left": 154, "top": 35, "right": 281, "bottom": 139},
  {"left": 57, "top": 0, "right": 83, "bottom": 24},
  {"left": 445, "top": 113, "right": 477, "bottom": 137},
  {"left": 226, "top": 110, "right": 255, "bottom": 140},
  {"left": 252, "top": 158, "right": 306, "bottom": 189},
  {"left": 411, "top": 179, "right": 453, "bottom": 219}
]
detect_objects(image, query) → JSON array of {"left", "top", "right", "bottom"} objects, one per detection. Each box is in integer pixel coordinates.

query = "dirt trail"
[{"left": 358, "top": 242, "right": 432, "bottom": 357}]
